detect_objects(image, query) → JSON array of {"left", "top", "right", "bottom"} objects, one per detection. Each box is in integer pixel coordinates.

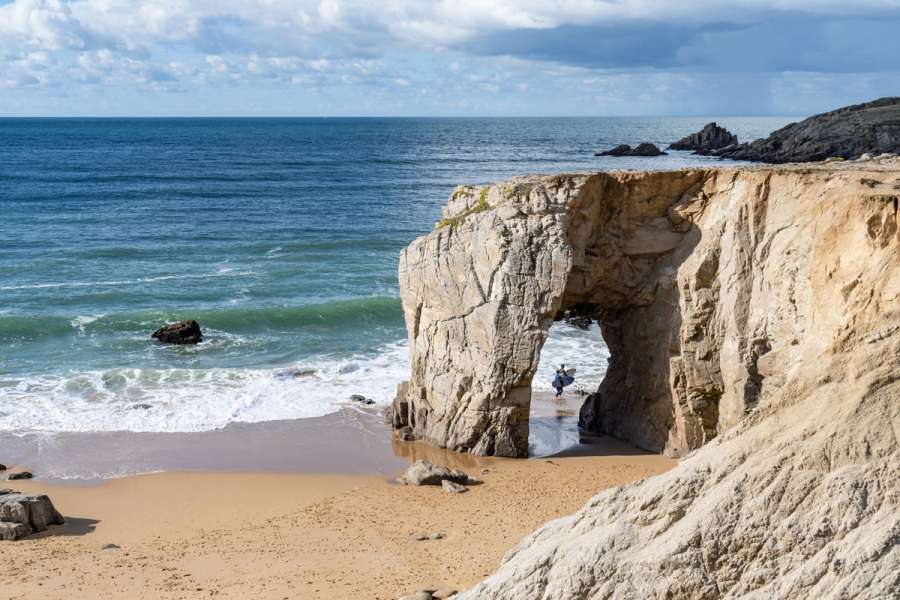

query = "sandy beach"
[{"left": 1, "top": 393, "right": 675, "bottom": 599}]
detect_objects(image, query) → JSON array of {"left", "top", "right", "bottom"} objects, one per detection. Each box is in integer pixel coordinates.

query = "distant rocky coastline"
[
  {"left": 692, "top": 97, "right": 900, "bottom": 162},
  {"left": 596, "top": 98, "right": 900, "bottom": 164}
]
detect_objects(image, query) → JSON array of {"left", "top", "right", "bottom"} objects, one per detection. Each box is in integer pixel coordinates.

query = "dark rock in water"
[
  {"left": 0, "top": 489, "right": 64, "bottom": 540},
  {"left": 0, "top": 464, "right": 6, "bottom": 472},
  {"left": 566, "top": 314, "right": 592, "bottom": 329},
  {"left": 8, "top": 472, "right": 33, "bottom": 480},
  {"left": 596, "top": 144, "right": 633, "bottom": 157},
  {"left": 557, "top": 303, "right": 594, "bottom": 330},
  {"left": 349, "top": 394, "right": 375, "bottom": 405},
  {"left": 668, "top": 122, "right": 738, "bottom": 152},
  {"left": 596, "top": 143, "right": 667, "bottom": 157},
  {"left": 132, "top": 403, "right": 153, "bottom": 410},
  {"left": 632, "top": 143, "right": 667, "bottom": 156},
  {"left": 151, "top": 320, "right": 203, "bottom": 344},
  {"left": 398, "top": 426, "right": 416, "bottom": 441},
  {"left": 709, "top": 97, "right": 900, "bottom": 163}
]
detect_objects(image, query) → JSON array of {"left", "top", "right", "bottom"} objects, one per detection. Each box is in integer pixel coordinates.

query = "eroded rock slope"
[{"left": 397, "top": 158, "right": 899, "bottom": 597}]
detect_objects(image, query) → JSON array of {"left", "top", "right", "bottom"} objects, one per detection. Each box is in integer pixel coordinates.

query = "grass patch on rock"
[{"left": 436, "top": 186, "right": 491, "bottom": 229}]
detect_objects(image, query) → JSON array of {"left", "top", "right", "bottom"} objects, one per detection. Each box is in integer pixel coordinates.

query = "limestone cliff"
[
  {"left": 395, "top": 158, "right": 899, "bottom": 459},
  {"left": 395, "top": 157, "right": 899, "bottom": 597}
]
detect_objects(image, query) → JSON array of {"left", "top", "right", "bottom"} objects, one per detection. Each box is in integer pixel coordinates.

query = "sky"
[{"left": 1, "top": 0, "right": 899, "bottom": 116}]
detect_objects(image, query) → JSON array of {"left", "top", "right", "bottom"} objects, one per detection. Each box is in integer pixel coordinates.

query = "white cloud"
[{"left": 0, "top": 0, "right": 897, "bottom": 111}]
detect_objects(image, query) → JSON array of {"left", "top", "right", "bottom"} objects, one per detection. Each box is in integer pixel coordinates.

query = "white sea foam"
[
  {"left": 70, "top": 314, "right": 106, "bottom": 334},
  {"left": 0, "top": 270, "right": 257, "bottom": 291},
  {"left": 0, "top": 322, "right": 605, "bottom": 434},
  {"left": 0, "top": 342, "right": 410, "bottom": 433},
  {"left": 534, "top": 321, "right": 609, "bottom": 394}
]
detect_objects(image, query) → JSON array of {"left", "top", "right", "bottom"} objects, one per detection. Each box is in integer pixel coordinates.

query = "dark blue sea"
[{"left": 0, "top": 117, "right": 790, "bottom": 433}]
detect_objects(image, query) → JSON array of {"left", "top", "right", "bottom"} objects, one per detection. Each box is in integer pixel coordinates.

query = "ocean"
[{"left": 0, "top": 117, "right": 791, "bottom": 435}]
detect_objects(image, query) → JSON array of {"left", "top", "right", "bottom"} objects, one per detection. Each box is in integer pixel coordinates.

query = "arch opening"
[{"left": 527, "top": 311, "right": 609, "bottom": 457}]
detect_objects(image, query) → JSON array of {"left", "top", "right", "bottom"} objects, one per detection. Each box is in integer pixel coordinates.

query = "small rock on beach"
[
  {"left": 441, "top": 480, "right": 467, "bottom": 494},
  {"left": 398, "top": 460, "right": 469, "bottom": 486}
]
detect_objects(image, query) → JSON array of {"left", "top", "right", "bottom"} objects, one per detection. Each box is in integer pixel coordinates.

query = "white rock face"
[
  {"left": 396, "top": 161, "right": 899, "bottom": 597},
  {"left": 395, "top": 163, "right": 900, "bottom": 459}
]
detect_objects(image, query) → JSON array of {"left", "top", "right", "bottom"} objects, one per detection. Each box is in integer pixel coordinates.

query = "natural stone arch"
[{"left": 393, "top": 169, "right": 742, "bottom": 457}]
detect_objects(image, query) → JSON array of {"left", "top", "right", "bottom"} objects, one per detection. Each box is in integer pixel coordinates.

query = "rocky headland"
[
  {"left": 704, "top": 97, "right": 900, "bottom": 163},
  {"left": 393, "top": 156, "right": 899, "bottom": 597}
]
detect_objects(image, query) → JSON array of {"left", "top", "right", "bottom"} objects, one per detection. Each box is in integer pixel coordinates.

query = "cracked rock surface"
[
  {"left": 395, "top": 158, "right": 899, "bottom": 598},
  {"left": 0, "top": 489, "right": 64, "bottom": 541}
]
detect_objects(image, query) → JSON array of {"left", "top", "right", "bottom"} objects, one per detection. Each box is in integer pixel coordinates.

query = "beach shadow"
[
  {"left": 30, "top": 516, "right": 101, "bottom": 538},
  {"left": 543, "top": 432, "right": 657, "bottom": 459}
]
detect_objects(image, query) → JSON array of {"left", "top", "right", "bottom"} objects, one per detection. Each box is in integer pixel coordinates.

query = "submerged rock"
[
  {"left": 398, "top": 460, "right": 469, "bottom": 486},
  {"left": 596, "top": 143, "right": 666, "bottom": 157},
  {"left": 151, "top": 320, "right": 203, "bottom": 344},
  {"left": 0, "top": 489, "right": 64, "bottom": 541},
  {"left": 349, "top": 394, "right": 375, "bottom": 405},
  {"left": 668, "top": 122, "right": 738, "bottom": 152}
]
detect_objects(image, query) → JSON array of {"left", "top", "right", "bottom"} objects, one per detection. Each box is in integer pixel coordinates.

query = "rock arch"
[{"left": 391, "top": 166, "right": 856, "bottom": 457}]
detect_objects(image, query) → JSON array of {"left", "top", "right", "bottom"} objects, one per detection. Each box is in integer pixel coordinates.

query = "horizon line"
[{"left": 0, "top": 114, "right": 803, "bottom": 119}]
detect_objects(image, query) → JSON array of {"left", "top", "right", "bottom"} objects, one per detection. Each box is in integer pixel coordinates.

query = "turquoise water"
[{"left": 0, "top": 117, "right": 790, "bottom": 432}]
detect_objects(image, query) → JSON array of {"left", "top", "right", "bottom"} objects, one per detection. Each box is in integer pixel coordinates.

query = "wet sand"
[
  {"left": 0, "top": 406, "right": 408, "bottom": 482},
  {"left": 1, "top": 392, "right": 676, "bottom": 599}
]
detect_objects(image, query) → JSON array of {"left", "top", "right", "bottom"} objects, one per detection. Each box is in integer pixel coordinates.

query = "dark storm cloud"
[{"left": 465, "top": 14, "right": 900, "bottom": 73}]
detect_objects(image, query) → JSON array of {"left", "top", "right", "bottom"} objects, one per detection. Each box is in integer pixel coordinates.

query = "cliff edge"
[{"left": 395, "top": 157, "right": 899, "bottom": 597}]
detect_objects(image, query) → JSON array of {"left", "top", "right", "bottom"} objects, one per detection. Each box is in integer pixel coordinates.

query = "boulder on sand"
[
  {"left": 7, "top": 472, "right": 33, "bottom": 481},
  {"left": 398, "top": 460, "right": 470, "bottom": 486},
  {"left": 442, "top": 480, "right": 467, "bottom": 494},
  {"left": 397, "top": 426, "right": 417, "bottom": 441},
  {"left": 668, "top": 122, "right": 738, "bottom": 152},
  {"left": 0, "top": 489, "right": 64, "bottom": 541},
  {"left": 151, "top": 320, "right": 203, "bottom": 344}
]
